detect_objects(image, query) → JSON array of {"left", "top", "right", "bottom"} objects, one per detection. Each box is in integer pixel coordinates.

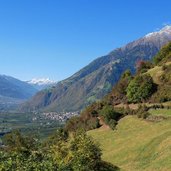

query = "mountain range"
[
  {"left": 26, "top": 78, "right": 56, "bottom": 90},
  {"left": 0, "top": 75, "right": 39, "bottom": 110},
  {"left": 0, "top": 75, "right": 38, "bottom": 100},
  {"left": 19, "top": 25, "right": 171, "bottom": 112},
  {"left": 0, "top": 75, "right": 57, "bottom": 111}
]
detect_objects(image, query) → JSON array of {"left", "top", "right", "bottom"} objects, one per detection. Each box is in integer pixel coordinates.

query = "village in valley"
[{"left": 33, "top": 111, "right": 79, "bottom": 122}]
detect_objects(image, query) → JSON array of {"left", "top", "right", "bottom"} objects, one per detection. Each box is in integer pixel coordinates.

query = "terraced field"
[
  {"left": 88, "top": 116, "right": 171, "bottom": 171},
  {"left": 149, "top": 108, "right": 171, "bottom": 116}
]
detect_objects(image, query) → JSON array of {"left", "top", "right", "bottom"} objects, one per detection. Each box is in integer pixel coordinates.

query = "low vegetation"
[
  {"left": 0, "top": 130, "right": 119, "bottom": 171},
  {"left": 88, "top": 115, "right": 171, "bottom": 171},
  {"left": 126, "top": 74, "right": 155, "bottom": 103},
  {"left": 153, "top": 42, "right": 171, "bottom": 65}
]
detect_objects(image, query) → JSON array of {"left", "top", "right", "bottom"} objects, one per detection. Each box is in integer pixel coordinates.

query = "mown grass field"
[
  {"left": 88, "top": 116, "right": 171, "bottom": 171},
  {"left": 149, "top": 108, "right": 171, "bottom": 116}
]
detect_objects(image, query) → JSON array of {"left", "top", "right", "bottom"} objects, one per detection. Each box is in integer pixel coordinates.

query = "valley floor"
[{"left": 88, "top": 115, "right": 171, "bottom": 171}]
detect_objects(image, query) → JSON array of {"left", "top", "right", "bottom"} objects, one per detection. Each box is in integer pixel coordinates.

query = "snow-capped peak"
[
  {"left": 27, "top": 78, "right": 56, "bottom": 85},
  {"left": 145, "top": 25, "right": 171, "bottom": 38}
]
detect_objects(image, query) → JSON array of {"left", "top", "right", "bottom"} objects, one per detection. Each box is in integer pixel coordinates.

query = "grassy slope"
[
  {"left": 88, "top": 116, "right": 171, "bottom": 171},
  {"left": 149, "top": 109, "right": 171, "bottom": 116},
  {"left": 146, "top": 65, "right": 163, "bottom": 84},
  {"left": 146, "top": 62, "right": 171, "bottom": 84}
]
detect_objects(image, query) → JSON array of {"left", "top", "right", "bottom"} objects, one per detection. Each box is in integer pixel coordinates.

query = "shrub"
[
  {"left": 137, "top": 111, "right": 150, "bottom": 119},
  {"left": 108, "top": 119, "right": 117, "bottom": 130},
  {"left": 153, "top": 42, "right": 171, "bottom": 65},
  {"left": 136, "top": 105, "right": 150, "bottom": 119},
  {"left": 126, "top": 74, "right": 155, "bottom": 103},
  {"left": 0, "top": 130, "right": 119, "bottom": 171},
  {"left": 136, "top": 60, "right": 153, "bottom": 73},
  {"left": 70, "top": 131, "right": 102, "bottom": 171},
  {"left": 99, "top": 105, "right": 122, "bottom": 129},
  {"left": 99, "top": 106, "right": 121, "bottom": 123}
]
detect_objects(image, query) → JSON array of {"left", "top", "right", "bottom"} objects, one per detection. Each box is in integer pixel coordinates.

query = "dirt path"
[
  {"left": 114, "top": 103, "right": 139, "bottom": 110},
  {"left": 97, "top": 117, "right": 110, "bottom": 130}
]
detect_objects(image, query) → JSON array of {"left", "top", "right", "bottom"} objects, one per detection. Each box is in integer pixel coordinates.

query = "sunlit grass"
[
  {"left": 149, "top": 108, "right": 171, "bottom": 116},
  {"left": 88, "top": 116, "right": 171, "bottom": 171}
]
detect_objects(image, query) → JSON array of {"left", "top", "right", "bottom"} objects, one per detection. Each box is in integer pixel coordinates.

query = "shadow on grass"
[{"left": 99, "top": 161, "right": 120, "bottom": 171}]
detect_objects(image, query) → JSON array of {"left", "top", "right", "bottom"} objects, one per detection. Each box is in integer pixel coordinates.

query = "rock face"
[{"left": 22, "top": 26, "right": 171, "bottom": 112}]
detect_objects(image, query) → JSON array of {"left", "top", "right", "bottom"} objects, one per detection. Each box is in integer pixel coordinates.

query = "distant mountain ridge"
[
  {"left": 26, "top": 78, "right": 56, "bottom": 90},
  {"left": 0, "top": 75, "right": 38, "bottom": 110},
  {"left": 22, "top": 25, "right": 171, "bottom": 112}
]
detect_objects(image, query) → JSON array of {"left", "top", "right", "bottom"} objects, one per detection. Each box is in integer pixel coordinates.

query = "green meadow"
[{"left": 88, "top": 116, "right": 171, "bottom": 171}]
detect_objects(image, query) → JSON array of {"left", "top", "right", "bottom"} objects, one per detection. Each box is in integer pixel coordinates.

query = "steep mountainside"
[
  {"left": 106, "top": 41, "right": 171, "bottom": 106},
  {"left": 0, "top": 75, "right": 38, "bottom": 110},
  {"left": 22, "top": 26, "right": 171, "bottom": 112}
]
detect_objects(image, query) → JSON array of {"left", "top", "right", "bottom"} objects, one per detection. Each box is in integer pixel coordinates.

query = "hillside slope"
[
  {"left": 88, "top": 116, "right": 171, "bottom": 171},
  {"left": 22, "top": 26, "right": 171, "bottom": 112},
  {"left": 62, "top": 31, "right": 171, "bottom": 171},
  {"left": 0, "top": 75, "right": 38, "bottom": 110},
  {"left": 105, "top": 41, "right": 171, "bottom": 106},
  {"left": 0, "top": 75, "right": 37, "bottom": 99}
]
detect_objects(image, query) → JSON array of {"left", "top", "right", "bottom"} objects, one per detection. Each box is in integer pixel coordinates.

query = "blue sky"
[{"left": 0, "top": 0, "right": 171, "bottom": 81}]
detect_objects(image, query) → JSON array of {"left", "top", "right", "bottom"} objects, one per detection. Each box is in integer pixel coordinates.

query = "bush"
[
  {"left": 70, "top": 131, "right": 102, "bottom": 171},
  {"left": 137, "top": 111, "right": 150, "bottom": 119},
  {"left": 136, "top": 60, "right": 153, "bottom": 74},
  {"left": 108, "top": 119, "right": 117, "bottom": 130},
  {"left": 99, "top": 105, "right": 122, "bottom": 129},
  {"left": 126, "top": 74, "right": 155, "bottom": 103},
  {"left": 100, "top": 106, "right": 121, "bottom": 123},
  {"left": 0, "top": 130, "right": 119, "bottom": 171},
  {"left": 136, "top": 105, "right": 150, "bottom": 119},
  {"left": 153, "top": 42, "right": 171, "bottom": 65}
]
